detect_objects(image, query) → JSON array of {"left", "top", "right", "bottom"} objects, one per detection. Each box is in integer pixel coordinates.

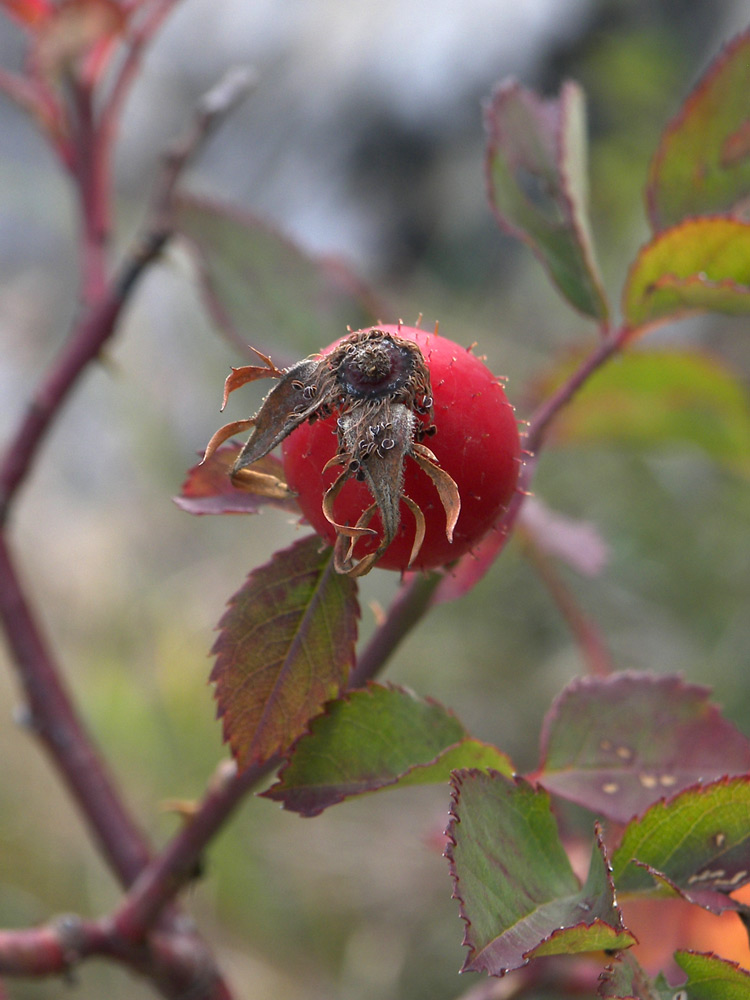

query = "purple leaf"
[{"left": 537, "top": 673, "right": 750, "bottom": 823}]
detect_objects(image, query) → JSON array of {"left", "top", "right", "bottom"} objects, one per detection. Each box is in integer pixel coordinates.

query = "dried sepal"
[
  {"left": 221, "top": 345, "right": 285, "bottom": 410},
  {"left": 231, "top": 467, "right": 295, "bottom": 501},
  {"left": 207, "top": 328, "right": 463, "bottom": 575},
  {"left": 232, "top": 358, "right": 322, "bottom": 472},
  {"left": 203, "top": 418, "right": 256, "bottom": 464},
  {"left": 411, "top": 443, "right": 461, "bottom": 543}
]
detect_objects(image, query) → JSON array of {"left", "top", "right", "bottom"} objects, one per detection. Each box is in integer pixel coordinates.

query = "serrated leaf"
[
  {"left": 175, "top": 194, "right": 378, "bottom": 354},
  {"left": 538, "top": 349, "right": 750, "bottom": 475},
  {"left": 537, "top": 674, "right": 750, "bottom": 824},
  {"left": 264, "top": 684, "right": 512, "bottom": 816},
  {"left": 623, "top": 218, "right": 750, "bottom": 330},
  {"left": 671, "top": 950, "right": 750, "bottom": 999},
  {"left": 175, "top": 445, "right": 301, "bottom": 515},
  {"left": 647, "top": 29, "right": 750, "bottom": 230},
  {"left": 211, "top": 535, "right": 358, "bottom": 769},
  {"left": 599, "top": 952, "right": 669, "bottom": 1000},
  {"left": 484, "top": 79, "right": 608, "bottom": 322},
  {"left": 446, "top": 771, "right": 634, "bottom": 977},
  {"left": 611, "top": 777, "right": 750, "bottom": 905}
]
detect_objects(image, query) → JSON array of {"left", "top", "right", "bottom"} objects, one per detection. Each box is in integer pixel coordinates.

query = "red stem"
[
  {"left": 522, "top": 539, "right": 614, "bottom": 676},
  {"left": 0, "top": 237, "right": 166, "bottom": 518},
  {"left": 69, "top": 79, "right": 110, "bottom": 304},
  {"left": 525, "top": 324, "right": 631, "bottom": 456}
]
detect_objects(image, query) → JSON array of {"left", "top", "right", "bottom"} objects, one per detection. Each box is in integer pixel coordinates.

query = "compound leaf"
[
  {"left": 264, "top": 683, "right": 512, "bottom": 816},
  {"left": 648, "top": 29, "right": 750, "bottom": 229},
  {"left": 446, "top": 770, "right": 634, "bottom": 977},
  {"left": 485, "top": 79, "right": 608, "bottom": 322},
  {"left": 211, "top": 535, "right": 358, "bottom": 768},
  {"left": 537, "top": 674, "right": 750, "bottom": 824}
]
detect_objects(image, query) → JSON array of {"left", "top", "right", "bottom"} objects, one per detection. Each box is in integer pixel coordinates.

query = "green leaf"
[
  {"left": 211, "top": 535, "right": 359, "bottom": 769},
  {"left": 611, "top": 776, "right": 750, "bottom": 904},
  {"left": 647, "top": 29, "right": 750, "bottom": 230},
  {"left": 623, "top": 218, "right": 750, "bottom": 330},
  {"left": 671, "top": 951, "right": 750, "bottom": 999},
  {"left": 537, "top": 674, "right": 750, "bottom": 825},
  {"left": 446, "top": 771, "right": 634, "bottom": 976},
  {"left": 539, "top": 349, "right": 750, "bottom": 475},
  {"left": 484, "top": 79, "right": 609, "bottom": 323},
  {"left": 174, "top": 193, "right": 378, "bottom": 354},
  {"left": 264, "top": 684, "right": 512, "bottom": 815}
]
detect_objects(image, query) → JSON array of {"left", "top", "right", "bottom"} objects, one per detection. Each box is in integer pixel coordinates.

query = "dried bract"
[{"left": 205, "top": 329, "right": 461, "bottom": 575}]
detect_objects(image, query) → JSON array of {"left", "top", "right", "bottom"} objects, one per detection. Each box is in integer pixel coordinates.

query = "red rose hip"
[{"left": 282, "top": 324, "right": 521, "bottom": 572}]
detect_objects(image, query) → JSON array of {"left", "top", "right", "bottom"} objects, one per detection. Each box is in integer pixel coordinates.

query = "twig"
[
  {"left": 0, "top": 534, "right": 152, "bottom": 885},
  {"left": 91, "top": 573, "right": 443, "bottom": 939},
  {"left": 0, "top": 65, "right": 254, "bottom": 520},
  {"left": 525, "top": 324, "right": 631, "bottom": 456},
  {"left": 0, "top": 67, "right": 73, "bottom": 166},
  {"left": 69, "top": 78, "right": 110, "bottom": 304},
  {"left": 100, "top": 0, "right": 184, "bottom": 146},
  {"left": 0, "top": 916, "right": 232, "bottom": 1000},
  {"left": 0, "top": 69, "right": 254, "bottom": 998}
]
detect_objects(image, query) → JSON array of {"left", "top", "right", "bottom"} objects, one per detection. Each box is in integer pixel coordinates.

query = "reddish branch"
[
  {"left": 0, "top": 534, "right": 152, "bottom": 883},
  {"left": 0, "top": 58, "right": 253, "bottom": 998}
]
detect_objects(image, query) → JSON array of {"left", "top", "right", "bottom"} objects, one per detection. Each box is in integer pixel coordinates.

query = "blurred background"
[{"left": 2, "top": 0, "right": 750, "bottom": 997}]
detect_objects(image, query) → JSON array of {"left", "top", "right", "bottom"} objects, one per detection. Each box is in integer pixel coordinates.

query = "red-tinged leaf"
[
  {"left": 485, "top": 79, "right": 609, "bottom": 323},
  {"left": 537, "top": 674, "right": 750, "bottom": 824},
  {"left": 623, "top": 218, "right": 750, "bottom": 331},
  {"left": 599, "top": 952, "right": 668, "bottom": 999},
  {"left": 446, "top": 771, "right": 634, "bottom": 977},
  {"left": 535, "top": 349, "right": 750, "bottom": 476},
  {"left": 174, "top": 193, "right": 380, "bottom": 356},
  {"left": 632, "top": 862, "right": 747, "bottom": 916},
  {"left": 263, "top": 683, "right": 513, "bottom": 816},
  {"left": 612, "top": 777, "right": 750, "bottom": 904},
  {"left": 211, "top": 535, "right": 358, "bottom": 769},
  {"left": 669, "top": 951, "right": 750, "bottom": 999},
  {"left": 647, "top": 29, "right": 750, "bottom": 230},
  {"left": 175, "top": 445, "right": 301, "bottom": 516}
]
